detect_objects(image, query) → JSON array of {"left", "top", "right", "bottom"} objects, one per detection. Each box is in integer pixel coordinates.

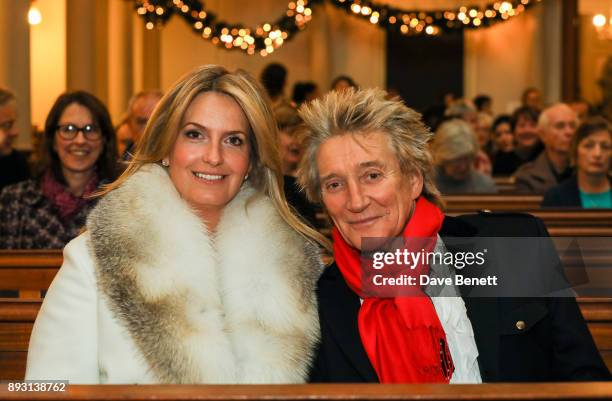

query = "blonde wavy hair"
[
  {"left": 101, "top": 65, "right": 329, "bottom": 249},
  {"left": 297, "top": 87, "right": 444, "bottom": 209}
]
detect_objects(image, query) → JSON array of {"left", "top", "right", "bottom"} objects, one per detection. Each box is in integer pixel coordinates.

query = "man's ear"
[{"left": 409, "top": 171, "right": 424, "bottom": 200}]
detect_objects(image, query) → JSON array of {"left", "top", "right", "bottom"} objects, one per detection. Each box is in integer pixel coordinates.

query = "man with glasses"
[
  {"left": 514, "top": 103, "right": 578, "bottom": 193},
  {"left": 116, "top": 91, "right": 162, "bottom": 160},
  {"left": 0, "top": 88, "right": 29, "bottom": 190}
]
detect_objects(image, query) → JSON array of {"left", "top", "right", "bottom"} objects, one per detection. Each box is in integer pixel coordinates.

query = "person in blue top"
[{"left": 542, "top": 116, "right": 611, "bottom": 208}]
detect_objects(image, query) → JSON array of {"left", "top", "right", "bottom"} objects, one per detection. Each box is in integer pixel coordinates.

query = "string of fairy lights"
[
  {"left": 135, "top": 0, "right": 320, "bottom": 56},
  {"left": 333, "top": 0, "right": 541, "bottom": 36},
  {"left": 135, "top": 0, "right": 541, "bottom": 56}
]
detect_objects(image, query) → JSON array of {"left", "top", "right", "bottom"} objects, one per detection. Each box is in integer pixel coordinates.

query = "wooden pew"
[
  {"left": 1, "top": 298, "right": 610, "bottom": 381},
  {"left": 0, "top": 251, "right": 62, "bottom": 299},
  {"left": 581, "top": 298, "right": 612, "bottom": 371},
  {"left": 493, "top": 176, "right": 517, "bottom": 193},
  {"left": 444, "top": 194, "right": 542, "bottom": 213},
  {"left": 1, "top": 383, "right": 612, "bottom": 401},
  {"left": 0, "top": 299, "right": 41, "bottom": 380}
]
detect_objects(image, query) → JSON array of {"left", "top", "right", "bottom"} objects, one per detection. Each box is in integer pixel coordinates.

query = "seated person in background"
[
  {"left": 445, "top": 99, "right": 491, "bottom": 175},
  {"left": 512, "top": 106, "right": 543, "bottom": 163},
  {"left": 116, "top": 90, "right": 163, "bottom": 159},
  {"left": 521, "top": 86, "right": 543, "bottom": 111},
  {"left": 431, "top": 119, "right": 497, "bottom": 194},
  {"left": 330, "top": 75, "right": 358, "bottom": 92},
  {"left": 0, "top": 88, "right": 29, "bottom": 189},
  {"left": 473, "top": 94, "right": 493, "bottom": 116},
  {"left": 298, "top": 88, "right": 610, "bottom": 383},
  {"left": 542, "top": 117, "right": 611, "bottom": 208},
  {"left": 491, "top": 114, "right": 522, "bottom": 176},
  {"left": 0, "top": 91, "right": 119, "bottom": 249},
  {"left": 571, "top": 98, "right": 592, "bottom": 123},
  {"left": 274, "top": 105, "right": 318, "bottom": 226},
  {"left": 26, "top": 65, "right": 326, "bottom": 384},
  {"left": 260, "top": 62, "right": 291, "bottom": 110},
  {"left": 292, "top": 81, "right": 319, "bottom": 107},
  {"left": 475, "top": 112, "right": 494, "bottom": 158},
  {"left": 514, "top": 103, "right": 577, "bottom": 193}
]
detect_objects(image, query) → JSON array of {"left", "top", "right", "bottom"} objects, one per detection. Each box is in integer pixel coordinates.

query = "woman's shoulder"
[{"left": 0, "top": 178, "right": 42, "bottom": 206}]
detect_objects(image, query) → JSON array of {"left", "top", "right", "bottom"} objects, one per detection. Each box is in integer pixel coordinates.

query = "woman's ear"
[{"left": 409, "top": 171, "right": 424, "bottom": 200}]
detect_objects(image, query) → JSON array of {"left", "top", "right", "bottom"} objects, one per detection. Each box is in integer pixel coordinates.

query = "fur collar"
[{"left": 86, "top": 164, "right": 322, "bottom": 383}]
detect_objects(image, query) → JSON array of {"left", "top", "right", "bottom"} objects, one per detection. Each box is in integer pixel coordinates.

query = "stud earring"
[
  {"left": 244, "top": 173, "right": 249, "bottom": 181},
  {"left": 161, "top": 159, "right": 169, "bottom": 167}
]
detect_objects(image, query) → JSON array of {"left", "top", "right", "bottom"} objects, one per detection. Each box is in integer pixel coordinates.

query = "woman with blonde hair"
[{"left": 26, "top": 65, "right": 326, "bottom": 384}]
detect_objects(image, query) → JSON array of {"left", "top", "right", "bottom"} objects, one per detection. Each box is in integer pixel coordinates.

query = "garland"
[
  {"left": 135, "top": 0, "right": 541, "bottom": 56},
  {"left": 135, "top": 0, "right": 320, "bottom": 56},
  {"left": 332, "top": 0, "right": 541, "bottom": 36}
]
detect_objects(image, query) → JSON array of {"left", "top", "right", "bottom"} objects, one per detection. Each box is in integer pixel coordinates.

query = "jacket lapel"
[
  {"left": 440, "top": 215, "right": 500, "bottom": 382},
  {"left": 318, "top": 264, "right": 379, "bottom": 382}
]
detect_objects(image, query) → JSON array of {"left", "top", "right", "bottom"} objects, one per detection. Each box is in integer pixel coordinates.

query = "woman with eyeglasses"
[{"left": 0, "top": 91, "right": 119, "bottom": 249}]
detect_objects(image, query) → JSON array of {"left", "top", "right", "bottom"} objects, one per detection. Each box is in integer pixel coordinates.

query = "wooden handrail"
[
  {"left": 0, "top": 250, "right": 63, "bottom": 268},
  {"left": 0, "top": 383, "right": 612, "bottom": 401}
]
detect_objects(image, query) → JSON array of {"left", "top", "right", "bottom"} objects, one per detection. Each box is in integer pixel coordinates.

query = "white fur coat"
[{"left": 26, "top": 164, "right": 322, "bottom": 384}]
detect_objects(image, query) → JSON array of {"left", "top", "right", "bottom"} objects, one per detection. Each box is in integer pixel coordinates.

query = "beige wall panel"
[
  {"left": 579, "top": 13, "right": 612, "bottom": 105},
  {"left": 157, "top": 0, "right": 385, "bottom": 97},
  {"left": 30, "top": 0, "right": 66, "bottom": 130},
  {"left": 0, "top": 1, "right": 31, "bottom": 149},
  {"left": 464, "top": 2, "right": 561, "bottom": 115}
]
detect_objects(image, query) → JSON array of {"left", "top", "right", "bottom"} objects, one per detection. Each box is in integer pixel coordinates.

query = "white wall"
[
  {"left": 159, "top": 1, "right": 385, "bottom": 96},
  {"left": 30, "top": 0, "right": 66, "bottom": 131},
  {"left": 464, "top": 1, "right": 561, "bottom": 115}
]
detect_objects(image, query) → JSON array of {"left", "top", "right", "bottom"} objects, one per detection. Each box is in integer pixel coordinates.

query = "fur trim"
[{"left": 87, "top": 164, "right": 322, "bottom": 383}]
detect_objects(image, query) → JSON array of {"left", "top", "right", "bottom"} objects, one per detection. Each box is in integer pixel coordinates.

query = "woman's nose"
[{"left": 203, "top": 142, "right": 222, "bottom": 166}]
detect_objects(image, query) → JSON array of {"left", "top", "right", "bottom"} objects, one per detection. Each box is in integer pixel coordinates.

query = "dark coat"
[
  {"left": 309, "top": 212, "right": 611, "bottom": 382},
  {"left": 0, "top": 178, "right": 97, "bottom": 249},
  {"left": 513, "top": 153, "right": 563, "bottom": 194},
  {"left": 542, "top": 175, "right": 612, "bottom": 208},
  {"left": 541, "top": 175, "right": 582, "bottom": 208}
]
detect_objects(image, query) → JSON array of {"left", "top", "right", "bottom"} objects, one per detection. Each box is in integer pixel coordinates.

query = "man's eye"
[
  {"left": 365, "top": 171, "right": 383, "bottom": 181},
  {"left": 325, "top": 182, "right": 342, "bottom": 192}
]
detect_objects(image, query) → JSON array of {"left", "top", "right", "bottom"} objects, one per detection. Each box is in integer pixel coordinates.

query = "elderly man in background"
[
  {"left": 514, "top": 103, "right": 578, "bottom": 193},
  {"left": 116, "top": 90, "right": 162, "bottom": 159},
  {"left": 0, "top": 89, "right": 29, "bottom": 190}
]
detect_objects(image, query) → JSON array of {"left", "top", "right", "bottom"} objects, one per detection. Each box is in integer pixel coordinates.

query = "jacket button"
[{"left": 516, "top": 320, "right": 526, "bottom": 331}]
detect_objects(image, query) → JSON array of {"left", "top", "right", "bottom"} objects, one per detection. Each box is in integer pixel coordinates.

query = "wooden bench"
[
  {"left": 1, "top": 383, "right": 612, "bottom": 400},
  {"left": 0, "top": 251, "right": 62, "bottom": 299},
  {"left": 1, "top": 298, "right": 610, "bottom": 381},
  {"left": 444, "top": 194, "right": 542, "bottom": 213},
  {"left": 0, "top": 299, "right": 41, "bottom": 380},
  {"left": 493, "top": 176, "right": 517, "bottom": 193}
]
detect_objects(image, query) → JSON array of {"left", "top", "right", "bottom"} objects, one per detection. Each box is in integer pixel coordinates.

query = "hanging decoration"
[
  {"left": 134, "top": 0, "right": 541, "bottom": 56},
  {"left": 331, "top": 0, "right": 541, "bottom": 36},
  {"left": 135, "top": 0, "right": 319, "bottom": 56}
]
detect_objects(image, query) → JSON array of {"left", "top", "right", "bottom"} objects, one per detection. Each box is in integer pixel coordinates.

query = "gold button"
[{"left": 516, "top": 320, "right": 526, "bottom": 331}]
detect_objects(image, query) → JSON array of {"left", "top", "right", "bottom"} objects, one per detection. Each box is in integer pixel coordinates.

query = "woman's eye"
[
  {"left": 184, "top": 130, "right": 202, "bottom": 139},
  {"left": 226, "top": 135, "right": 244, "bottom": 146}
]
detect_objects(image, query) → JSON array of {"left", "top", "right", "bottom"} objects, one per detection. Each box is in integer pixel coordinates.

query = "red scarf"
[
  {"left": 333, "top": 196, "right": 454, "bottom": 383},
  {"left": 41, "top": 170, "right": 99, "bottom": 222}
]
